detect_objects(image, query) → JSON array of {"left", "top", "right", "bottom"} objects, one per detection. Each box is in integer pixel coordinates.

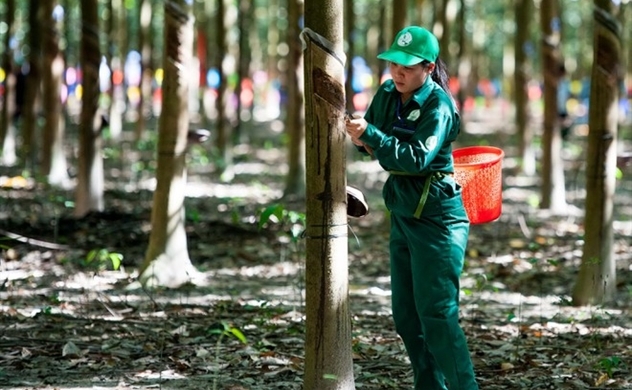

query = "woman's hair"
[
  {"left": 422, "top": 58, "right": 456, "bottom": 109},
  {"left": 422, "top": 58, "right": 450, "bottom": 93}
]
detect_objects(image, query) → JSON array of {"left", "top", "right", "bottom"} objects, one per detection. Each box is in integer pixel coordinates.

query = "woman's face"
[{"left": 389, "top": 62, "right": 434, "bottom": 100}]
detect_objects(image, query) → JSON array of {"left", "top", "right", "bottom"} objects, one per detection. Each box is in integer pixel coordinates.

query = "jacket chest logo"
[{"left": 407, "top": 109, "right": 421, "bottom": 121}]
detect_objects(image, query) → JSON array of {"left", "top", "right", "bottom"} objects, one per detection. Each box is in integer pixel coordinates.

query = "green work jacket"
[{"left": 358, "top": 76, "right": 463, "bottom": 218}]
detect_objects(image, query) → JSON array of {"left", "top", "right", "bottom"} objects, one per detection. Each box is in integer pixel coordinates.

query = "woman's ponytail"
[{"left": 429, "top": 58, "right": 457, "bottom": 110}]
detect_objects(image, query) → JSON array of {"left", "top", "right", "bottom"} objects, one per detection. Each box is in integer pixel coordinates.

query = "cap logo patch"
[{"left": 397, "top": 32, "right": 413, "bottom": 47}]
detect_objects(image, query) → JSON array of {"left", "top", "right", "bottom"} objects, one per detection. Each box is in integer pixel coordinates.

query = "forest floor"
[{"left": 1, "top": 107, "right": 632, "bottom": 390}]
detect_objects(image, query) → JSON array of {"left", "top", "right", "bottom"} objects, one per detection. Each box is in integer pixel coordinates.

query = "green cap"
[{"left": 377, "top": 26, "right": 439, "bottom": 66}]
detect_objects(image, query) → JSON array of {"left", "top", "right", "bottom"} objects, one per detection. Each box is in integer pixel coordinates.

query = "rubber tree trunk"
[
  {"left": 0, "top": 0, "right": 16, "bottom": 166},
  {"left": 140, "top": 0, "right": 200, "bottom": 288},
  {"left": 301, "top": 14, "right": 355, "bottom": 389},
  {"left": 21, "top": 0, "right": 42, "bottom": 171},
  {"left": 344, "top": 0, "right": 355, "bottom": 115},
  {"left": 437, "top": 0, "right": 450, "bottom": 61},
  {"left": 455, "top": 0, "right": 469, "bottom": 116},
  {"left": 75, "top": 0, "right": 104, "bottom": 217},
  {"left": 392, "top": 0, "right": 407, "bottom": 35},
  {"left": 41, "top": 0, "right": 69, "bottom": 187},
  {"left": 539, "top": 0, "right": 567, "bottom": 212},
  {"left": 234, "top": 0, "right": 253, "bottom": 143},
  {"left": 106, "top": 0, "right": 125, "bottom": 140},
  {"left": 134, "top": 0, "right": 153, "bottom": 142},
  {"left": 214, "top": 0, "right": 234, "bottom": 182},
  {"left": 514, "top": 0, "right": 535, "bottom": 176},
  {"left": 572, "top": 1, "right": 620, "bottom": 306},
  {"left": 283, "top": 0, "right": 306, "bottom": 198}
]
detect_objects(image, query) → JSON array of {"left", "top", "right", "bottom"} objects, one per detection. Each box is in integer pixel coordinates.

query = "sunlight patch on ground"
[
  {"left": 134, "top": 369, "right": 187, "bottom": 380},
  {"left": 488, "top": 319, "right": 632, "bottom": 340},
  {"left": 115, "top": 177, "right": 285, "bottom": 203},
  {"left": 614, "top": 220, "right": 632, "bottom": 236},
  {"left": 185, "top": 181, "right": 283, "bottom": 200},
  {"left": 59, "top": 270, "right": 128, "bottom": 291},
  {"left": 259, "top": 286, "right": 303, "bottom": 300},
  {"left": 467, "top": 290, "right": 630, "bottom": 333},
  {"left": 1, "top": 268, "right": 45, "bottom": 281},
  {"left": 210, "top": 261, "right": 301, "bottom": 278},
  {"left": 350, "top": 285, "right": 391, "bottom": 297},
  {"left": 233, "top": 161, "right": 288, "bottom": 176}
]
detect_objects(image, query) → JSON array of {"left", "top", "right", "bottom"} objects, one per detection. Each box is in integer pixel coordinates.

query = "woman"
[{"left": 345, "top": 26, "right": 479, "bottom": 390}]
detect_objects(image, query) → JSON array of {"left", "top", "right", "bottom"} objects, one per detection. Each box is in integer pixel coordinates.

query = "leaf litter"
[{"left": 1, "top": 132, "right": 632, "bottom": 389}]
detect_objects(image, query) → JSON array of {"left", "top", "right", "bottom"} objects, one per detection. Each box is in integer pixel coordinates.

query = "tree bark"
[
  {"left": 626, "top": 2, "right": 632, "bottom": 89},
  {"left": 375, "top": 4, "right": 389, "bottom": 84},
  {"left": 437, "top": 0, "right": 450, "bottom": 61},
  {"left": 344, "top": 0, "right": 355, "bottom": 114},
  {"left": 0, "top": 0, "right": 17, "bottom": 166},
  {"left": 140, "top": 0, "right": 200, "bottom": 288},
  {"left": 620, "top": 0, "right": 632, "bottom": 99},
  {"left": 393, "top": 0, "right": 407, "bottom": 35},
  {"left": 284, "top": 0, "right": 306, "bottom": 198},
  {"left": 234, "top": 0, "right": 253, "bottom": 142},
  {"left": 455, "top": 0, "right": 469, "bottom": 114},
  {"left": 41, "top": 0, "right": 69, "bottom": 187},
  {"left": 414, "top": 0, "right": 427, "bottom": 27},
  {"left": 214, "top": 0, "right": 235, "bottom": 182},
  {"left": 301, "top": 7, "right": 354, "bottom": 387},
  {"left": 21, "top": 0, "right": 42, "bottom": 171},
  {"left": 572, "top": 1, "right": 620, "bottom": 306},
  {"left": 539, "top": 0, "right": 567, "bottom": 212},
  {"left": 134, "top": 0, "right": 153, "bottom": 142},
  {"left": 103, "top": 0, "right": 125, "bottom": 140},
  {"left": 104, "top": 0, "right": 123, "bottom": 139},
  {"left": 514, "top": 0, "right": 535, "bottom": 176},
  {"left": 75, "top": 0, "right": 104, "bottom": 217}
]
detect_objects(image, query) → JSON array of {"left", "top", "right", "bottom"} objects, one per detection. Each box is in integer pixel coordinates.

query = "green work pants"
[{"left": 389, "top": 197, "right": 478, "bottom": 390}]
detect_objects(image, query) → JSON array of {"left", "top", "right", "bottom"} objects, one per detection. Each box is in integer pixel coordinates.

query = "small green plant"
[
  {"left": 258, "top": 203, "right": 307, "bottom": 308},
  {"left": 39, "top": 306, "right": 53, "bottom": 315},
  {"left": 84, "top": 249, "right": 123, "bottom": 271},
  {"left": 207, "top": 321, "right": 247, "bottom": 390},
  {"left": 48, "top": 294, "right": 61, "bottom": 305},
  {"left": 474, "top": 273, "right": 489, "bottom": 291},
  {"left": 556, "top": 296, "right": 573, "bottom": 306},
  {"left": 207, "top": 320, "right": 247, "bottom": 344},
  {"left": 546, "top": 258, "right": 560, "bottom": 267},
  {"left": 527, "top": 242, "right": 540, "bottom": 251},
  {"left": 186, "top": 208, "right": 201, "bottom": 223},
  {"left": 598, "top": 356, "right": 622, "bottom": 378},
  {"left": 258, "top": 203, "right": 306, "bottom": 243},
  {"left": 188, "top": 145, "right": 210, "bottom": 166}
]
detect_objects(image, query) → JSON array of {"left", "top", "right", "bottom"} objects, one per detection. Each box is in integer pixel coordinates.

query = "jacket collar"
[{"left": 383, "top": 75, "right": 435, "bottom": 107}]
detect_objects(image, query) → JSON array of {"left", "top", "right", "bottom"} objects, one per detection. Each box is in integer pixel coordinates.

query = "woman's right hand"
[
  {"left": 345, "top": 116, "right": 368, "bottom": 140},
  {"left": 345, "top": 114, "right": 373, "bottom": 156}
]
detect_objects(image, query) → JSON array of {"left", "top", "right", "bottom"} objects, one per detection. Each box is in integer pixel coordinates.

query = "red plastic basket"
[{"left": 452, "top": 146, "right": 504, "bottom": 224}]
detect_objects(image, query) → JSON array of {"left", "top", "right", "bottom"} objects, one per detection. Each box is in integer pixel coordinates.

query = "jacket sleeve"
[{"left": 359, "top": 93, "right": 455, "bottom": 174}]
